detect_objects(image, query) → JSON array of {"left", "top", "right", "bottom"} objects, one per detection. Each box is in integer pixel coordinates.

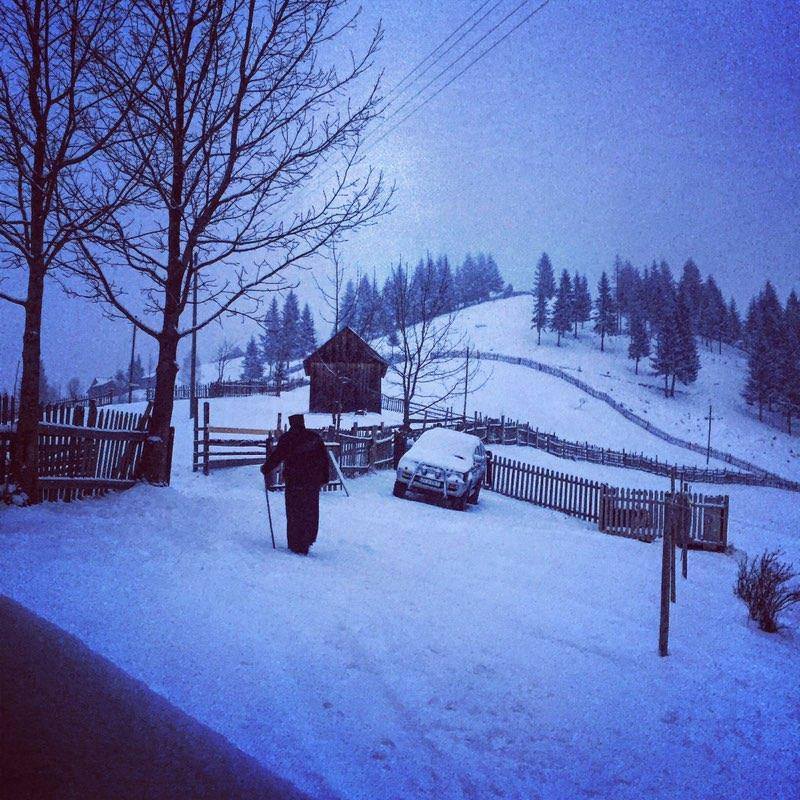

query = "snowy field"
[
  {"left": 442, "top": 296, "right": 800, "bottom": 480},
  {"left": 2, "top": 467, "right": 799, "bottom": 800}
]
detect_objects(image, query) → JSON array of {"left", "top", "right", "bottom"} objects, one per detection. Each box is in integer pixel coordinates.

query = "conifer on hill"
[
  {"left": 572, "top": 272, "right": 592, "bottom": 336},
  {"left": 531, "top": 252, "right": 555, "bottom": 345},
  {"left": 242, "top": 336, "right": 264, "bottom": 382},
  {"left": 673, "top": 290, "right": 700, "bottom": 391},
  {"left": 627, "top": 309, "right": 650, "bottom": 374},
  {"left": 260, "top": 296, "right": 282, "bottom": 376},
  {"left": 551, "top": 270, "right": 573, "bottom": 346},
  {"left": 593, "top": 271, "right": 616, "bottom": 351},
  {"left": 300, "top": 303, "right": 317, "bottom": 356}
]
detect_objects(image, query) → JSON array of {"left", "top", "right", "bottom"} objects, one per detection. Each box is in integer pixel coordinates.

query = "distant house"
[
  {"left": 138, "top": 373, "right": 157, "bottom": 390},
  {"left": 303, "top": 327, "right": 388, "bottom": 414},
  {"left": 87, "top": 377, "right": 118, "bottom": 399}
]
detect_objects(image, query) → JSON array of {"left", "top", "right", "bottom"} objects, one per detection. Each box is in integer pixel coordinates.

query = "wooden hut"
[{"left": 303, "top": 327, "right": 388, "bottom": 414}]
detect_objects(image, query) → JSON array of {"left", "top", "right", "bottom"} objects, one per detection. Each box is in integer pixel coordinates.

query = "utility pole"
[
  {"left": 189, "top": 252, "right": 199, "bottom": 419},
  {"left": 462, "top": 346, "right": 470, "bottom": 423},
  {"left": 127, "top": 323, "right": 137, "bottom": 404},
  {"left": 704, "top": 404, "right": 715, "bottom": 465}
]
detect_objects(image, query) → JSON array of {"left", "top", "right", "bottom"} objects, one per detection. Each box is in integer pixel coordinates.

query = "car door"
[{"left": 473, "top": 443, "right": 486, "bottom": 486}]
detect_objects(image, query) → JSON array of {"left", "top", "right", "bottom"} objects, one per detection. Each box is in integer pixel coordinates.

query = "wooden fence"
[
  {"left": 194, "top": 401, "right": 394, "bottom": 486},
  {"left": 154, "top": 375, "right": 308, "bottom": 402},
  {"left": 380, "top": 392, "right": 800, "bottom": 493},
  {"left": 1, "top": 398, "right": 172, "bottom": 502},
  {"left": 486, "top": 454, "right": 729, "bottom": 550}
]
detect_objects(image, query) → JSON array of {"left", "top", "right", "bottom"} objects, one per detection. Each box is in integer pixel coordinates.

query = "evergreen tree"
[
  {"left": 483, "top": 253, "right": 504, "bottom": 297},
  {"left": 435, "top": 255, "right": 456, "bottom": 312},
  {"left": 743, "top": 282, "right": 784, "bottom": 418},
  {"left": 281, "top": 290, "right": 301, "bottom": 361},
  {"left": 551, "top": 270, "right": 573, "bottom": 346},
  {"left": 673, "top": 291, "right": 700, "bottom": 392},
  {"left": 260, "top": 296, "right": 282, "bottom": 375},
  {"left": 593, "top": 271, "right": 616, "bottom": 351},
  {"left": 678, "top": 258, "right": 703, "bottom": 328},
  {"left": 242, "top": 336, "right": 264, "bottom": 382},
  {"left": 353, "top": 274, "right": 374, "bottom": 336},
  {"left": 340, "top": 279, "right": 358, "bottom": 330},
  {"left": 456, "top": 253, "right": 481, "bottom": 306},
  {"left": 698, "top": 276, "right": 726, "bottom": 352},
  {"left": 647, "top": 261, "right": 675, "bottom": 333},
  {"left": 572, "top": 272, "right": 592, "bottom": 336},
  {"left": 531, "top": 252, "right": 555, "bottom": 345},
  {"left": 130, "top": 353, "right": 145, "bottom": 385},
  {"left": 650, "top": 284, "right": 678, "bottom": 397},
  {"left": 300, "top": 303, "right": 317, "bottom": 355},
  {"left": 614, "top": 259, "right": 641, "bottom": 332},
  {"left": 724, "top": 297, "right": 743, "bottom": 345},
  {"left": 628, "top": 309, "right": 650, "bottom": 374}
]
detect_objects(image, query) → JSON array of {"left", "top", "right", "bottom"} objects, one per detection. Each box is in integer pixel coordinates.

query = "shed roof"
[{"left": 303, "top": 326, "right": 388, "bottom": 377}]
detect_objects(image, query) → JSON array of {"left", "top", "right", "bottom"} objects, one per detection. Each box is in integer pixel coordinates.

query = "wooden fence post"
[
  {"left": 203, "top": 402, "right": 210, "bottom": 476},
  {"left": 659, "top": 518, "right": 672, "bottom": 657}
]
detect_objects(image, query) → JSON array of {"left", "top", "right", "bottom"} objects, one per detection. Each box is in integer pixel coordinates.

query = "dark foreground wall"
[{"left": 0, "top": 596, "right": 316, "bottom": 800}]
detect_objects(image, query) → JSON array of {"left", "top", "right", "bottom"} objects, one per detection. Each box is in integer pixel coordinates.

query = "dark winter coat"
[{"left": 261, "top": 427, "right": 330, "bottom": 487}]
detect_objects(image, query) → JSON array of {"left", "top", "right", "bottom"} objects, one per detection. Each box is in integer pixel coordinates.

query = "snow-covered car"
[{"left": 393, "top": 427, "right": 488, "bottom": 510}]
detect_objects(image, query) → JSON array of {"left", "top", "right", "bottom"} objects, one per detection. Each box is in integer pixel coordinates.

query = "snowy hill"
[{"left": 412, "top": 295, "right": 800, "bottom": 480}]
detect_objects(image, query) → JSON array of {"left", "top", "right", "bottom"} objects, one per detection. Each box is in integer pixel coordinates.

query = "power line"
[
  {"left": 381, "top": 0, "right": 507, "bottom": 113},
  {"left": 367, "top": 0, "right": 553, "bottom": 155}
]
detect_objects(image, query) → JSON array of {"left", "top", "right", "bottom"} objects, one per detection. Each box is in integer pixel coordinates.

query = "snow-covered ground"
[
  {"left": 2, "top": 466, "right": 799, "bottom": 800},
  {"left": 2, "top": 297, "right": 800, "bottom": 799},
  {"left": 434, "top": 296, "right": 800, "bottom": 480}
]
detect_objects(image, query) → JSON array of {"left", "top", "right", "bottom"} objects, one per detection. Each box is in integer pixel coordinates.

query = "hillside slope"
[{"left": 428, "top": 296, "right": 800, "bottom": 480}]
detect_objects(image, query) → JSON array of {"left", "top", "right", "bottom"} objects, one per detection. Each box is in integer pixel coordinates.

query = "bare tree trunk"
[
  {"left": 140, "top": 315, "right": 179, "bottom": 483},
  {"left": 13, "top": 269, "right": 45, "bottom": 499}
]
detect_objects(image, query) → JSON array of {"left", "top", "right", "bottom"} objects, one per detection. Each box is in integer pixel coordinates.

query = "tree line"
[
  {"left": 531, "top": 252, "right": 799, "bottom": 430},
  {"left": 318, "top": 251, "right": 508, "bottom": 345}
]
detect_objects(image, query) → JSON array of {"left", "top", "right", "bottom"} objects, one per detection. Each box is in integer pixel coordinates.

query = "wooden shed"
[{"left": 303, "top": 327, "right": 389, "bottom": 414}]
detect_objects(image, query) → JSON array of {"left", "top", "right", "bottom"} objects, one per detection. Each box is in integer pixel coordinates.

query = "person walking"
[{"left": 261, "top": 414, "right": 330, "bottom": 555}]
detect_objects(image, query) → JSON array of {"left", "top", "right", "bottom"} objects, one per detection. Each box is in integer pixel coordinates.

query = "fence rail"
[
  {"left": 486, "top": 454, "right": 728, "bottom": 550},
  {"left": 195, "top": 397, "right": 729, "bottom": 550},
  {"left": 194, "top": 401, "right": 394, "bottom": 484}
]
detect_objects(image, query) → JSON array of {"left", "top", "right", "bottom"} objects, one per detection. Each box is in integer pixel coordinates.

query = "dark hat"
[{"left": 288, "top": 413, "right": 305, "bottom": 428}]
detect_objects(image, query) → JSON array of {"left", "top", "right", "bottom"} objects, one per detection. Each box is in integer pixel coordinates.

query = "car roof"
[{"left": 414, "top": 427, "right": 482, "bottom": 457}]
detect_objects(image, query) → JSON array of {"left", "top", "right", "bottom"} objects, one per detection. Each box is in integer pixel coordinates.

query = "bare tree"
[
  {"left": 383, "top": 262, "right": 484, "bottom": 427},
  {"left": 314, "top": 242, "right": 351, "bottom": 337},
  {"left": 0, "top": 0, "right": 148, "bottom": 499},
  {"left": 66, "top": 377, "right": 82, "bottom": 399},
  {"left": 213, "top": 339, "right": 237, "bottom": 384},
  {"left": 73, "top": 0, "right": 389, "bottom": 483}
]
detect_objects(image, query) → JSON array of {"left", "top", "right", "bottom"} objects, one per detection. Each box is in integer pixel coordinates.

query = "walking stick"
[{"left": 263, "top": 472, "right": 276, "bottom": 550}]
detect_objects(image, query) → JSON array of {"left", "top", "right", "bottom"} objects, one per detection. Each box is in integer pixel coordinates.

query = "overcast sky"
[{"left": 1, "top": 0, "right": 798, "bottom": 391}]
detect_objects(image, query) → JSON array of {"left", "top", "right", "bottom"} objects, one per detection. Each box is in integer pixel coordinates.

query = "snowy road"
[{"left": 1, "top": 466, "right": 798, "bottom": 799}]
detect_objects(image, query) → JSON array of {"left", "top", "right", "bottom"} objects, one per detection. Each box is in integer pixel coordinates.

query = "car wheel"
[
  {"left": 449, "top": 494, "right": 468, "bottom": 511},
  {"left": 392, "top": 480, "right": 407, "bottom": 498},
  {"left": 468, "top": 485, "right": 480, "bottom": 505}
]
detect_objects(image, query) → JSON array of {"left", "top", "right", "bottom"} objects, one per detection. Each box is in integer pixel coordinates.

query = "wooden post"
[
  {"left": 659, "top": 518, "right": 672, "bottom": 657},
  {"left": 202, "top": 402, "right": 210, "bottom": 475}
]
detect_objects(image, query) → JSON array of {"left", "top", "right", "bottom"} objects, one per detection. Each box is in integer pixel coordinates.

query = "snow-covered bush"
[{"left": 735, "top": 550, "right": 800, "bottom": 632}]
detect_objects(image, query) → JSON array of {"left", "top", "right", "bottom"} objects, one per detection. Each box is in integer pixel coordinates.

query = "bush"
[{"left": 734, "top": 549, "right": 800, "bottom": 632}]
